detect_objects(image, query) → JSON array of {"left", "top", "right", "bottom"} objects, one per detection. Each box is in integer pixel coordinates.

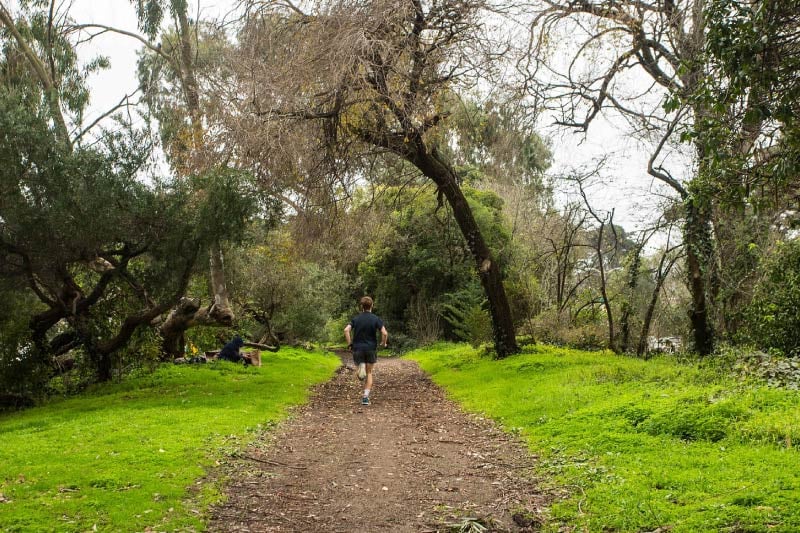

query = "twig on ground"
[{"left": 233, "top": 452, "right": 308, "bottom": 470}]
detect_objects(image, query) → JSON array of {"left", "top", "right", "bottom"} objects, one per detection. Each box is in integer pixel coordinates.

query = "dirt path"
[{"left": 208, "top": 353, "right": 548, "bottom": 532}]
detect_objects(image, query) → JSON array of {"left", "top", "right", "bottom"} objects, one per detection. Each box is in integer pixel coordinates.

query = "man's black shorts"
[{"left": 353, "top": 349, "right": 377, "bottom": 365}]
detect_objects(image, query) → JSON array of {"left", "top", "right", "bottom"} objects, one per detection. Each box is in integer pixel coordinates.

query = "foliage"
[
  {"left": 729, "top": 348, "right": 800, "bottom": 390},
  {"left": 0, "top": 92, "right": 256, "bottom": 381},
  {"left": 744, "top": 240, "right": 800, "bottom": 356},
  {"left": 228, "top": 0, "right": 526, "bottom": 357},
  {"left": 0, "top": 286, "right": 47, "bottom": 405},
  {"left": 136, "top": 19, "right": 234, "bottom": 169},
  {"left": 440, "top": 284, "right": 492, "bottom": 348},
  {"left": 702, "top": 0, "right": 800, "bottom": 205},
  {"left": 409, "top": 343, "right": 800, "bottom": 532},
  {"left": 0, "top": 347, "right": 338, "bottom": 531},
  {"left": 526, "top": 308, "right": 608, "bottom": 352},
  {"left": 323, "top": 312, "right": 351, "bottom": 346},
  {"left": 0, "top": 2, "right": 262, "bottom": 387},
  {"left": 229, "top": 232, "right": 350, "bottom": 343},
  {"left": 183, "top": 325, "right": 235, "bottom": 354},
  {"left": 356, "top": 184, "right": 511, "bottom": 340},
  {"left": 437, "top": 95, "right": 551, "bottom": 191},
  {"left": 405, "top": 296, "right": 442, "bottom": 346}
]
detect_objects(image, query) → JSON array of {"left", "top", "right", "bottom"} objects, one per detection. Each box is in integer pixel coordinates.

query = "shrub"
[
  {"left": 324, "top": 312, "right": 351, "bottom": 345},
  {"left": 406, "top": 297, "right": 442, "bottom": 345},
  {"left": 561, "top": 323, "right": 607, "bottom": 351},
  {"left": 528, "top": 309, "right": 607, "bottom": 350},
  {"left": 440, "top": 288, "right": 492, "bottom": 348},
  {"left": 637, "top": 400, "right": 750, "bottom": 442},
  {"left": 744, "top": 239, "right": 800, "bottom": 356},
  {"left": 385, "top": 332, "right": 418, "bottom": 354},
  {"left": 0, "top": 291, "right": 49, "bottom": 408},
  {"left": 734, "top": 349, "right": 800, "bottom": 389}
]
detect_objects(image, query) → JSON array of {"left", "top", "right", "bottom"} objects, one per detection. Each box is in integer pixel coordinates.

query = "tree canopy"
[{"left": 1, "top": 0, "right": 799, "bottom": 402}]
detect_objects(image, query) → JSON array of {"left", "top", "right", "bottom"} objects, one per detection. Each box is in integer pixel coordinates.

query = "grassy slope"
[
  {"left": 0, "top": 348, "right": 339, "bottom": 532},
  {"left": 408, "top": 343, "right": 800, "bottom": 532}
]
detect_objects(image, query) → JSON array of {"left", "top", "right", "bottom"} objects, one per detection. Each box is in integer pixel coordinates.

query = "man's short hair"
[{"left": 360, "top": 296, "right": 373, "bottom": 311}]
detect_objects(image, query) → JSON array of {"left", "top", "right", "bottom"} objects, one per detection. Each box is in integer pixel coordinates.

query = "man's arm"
[
  {"left": 344, "top": 324, "right": 352, "bottom": 348},
  {"left": 380, "top": 326, "right": 388, "bottom": 347}
]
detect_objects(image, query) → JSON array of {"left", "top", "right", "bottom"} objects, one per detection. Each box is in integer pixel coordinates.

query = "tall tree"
[
  {"left": 522, "top": 0, "right": 724, "bottom": 354},
  {"left": 70, "top": 1, "right": 244, "bottom": 354},
  {"left": 697, "top": 0, "right": 800, "bottom": 335},
  {"left": 224, "top": 0, "right": 522, "bottom": 356}
]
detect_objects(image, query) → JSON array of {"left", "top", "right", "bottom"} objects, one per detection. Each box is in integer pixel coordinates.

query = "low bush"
[
  {"left": 744, "top": 239, "right": 800, "bottom": 356},
  {"left": 527, "top": 309, "right": 608, "bottom": 351}
]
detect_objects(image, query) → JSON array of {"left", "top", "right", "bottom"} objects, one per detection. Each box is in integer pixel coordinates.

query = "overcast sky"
[{"left": 53, "top": 0, "right": 676, "bottom": 233}]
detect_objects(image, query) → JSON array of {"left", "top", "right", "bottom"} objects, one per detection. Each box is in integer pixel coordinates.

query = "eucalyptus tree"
[
  {"left": 221, "top": 0, "right": 525, "bottom": 356},
  {"left": 67, "top": 1, "right": 251, "bottom": 354}
]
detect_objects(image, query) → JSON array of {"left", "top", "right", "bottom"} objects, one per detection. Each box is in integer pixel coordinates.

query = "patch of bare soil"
[{"left": 208, "top": 353, "right": 549, "bottom": 532}]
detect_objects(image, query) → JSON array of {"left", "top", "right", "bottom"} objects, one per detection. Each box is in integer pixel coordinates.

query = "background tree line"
[{"left": 0, "top": 0, "right": 798, "bottom": 406}]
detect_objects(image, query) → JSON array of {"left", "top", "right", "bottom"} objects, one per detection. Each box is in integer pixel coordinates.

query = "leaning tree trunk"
[{"left": 411, "top": 146, "right": 519, "bottom": 358}]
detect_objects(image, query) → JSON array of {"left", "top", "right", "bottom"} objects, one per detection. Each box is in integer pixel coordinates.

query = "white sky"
[{"left": 33, "top": 0, "right": 682, "bottom": 233}]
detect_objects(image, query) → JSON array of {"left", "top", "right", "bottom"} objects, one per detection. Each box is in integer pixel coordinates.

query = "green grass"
[
  {"left": 0, "top": 348, "right": 339, "bottom": 532},
  {"left": 408, "top": 343, "right": 800, "bottom": 532}
]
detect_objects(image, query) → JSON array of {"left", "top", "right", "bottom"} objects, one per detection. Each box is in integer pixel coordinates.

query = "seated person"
[{"left": 218, "top": 335, "right": 249, "bottom": 364}]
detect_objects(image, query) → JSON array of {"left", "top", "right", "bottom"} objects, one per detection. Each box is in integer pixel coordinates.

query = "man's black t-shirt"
[{"left": 350, "top": 312, "right": 384, "bottom": 351}]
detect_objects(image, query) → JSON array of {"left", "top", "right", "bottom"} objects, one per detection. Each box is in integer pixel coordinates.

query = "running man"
[{"left": 344, "top": 296, "right": 388, "bottom": 406}]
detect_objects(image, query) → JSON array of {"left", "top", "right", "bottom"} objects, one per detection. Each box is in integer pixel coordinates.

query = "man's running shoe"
[
  {"left": 357, "top": 362, "right": 367, "bottom": 381},
  {"left": 361, "top": 396, "right": 370, "bottom": 406}
]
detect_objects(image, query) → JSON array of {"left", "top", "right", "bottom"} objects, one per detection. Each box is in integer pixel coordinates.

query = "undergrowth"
[{"left": 408, "top": 343, "right": 800, "bottom": 532}]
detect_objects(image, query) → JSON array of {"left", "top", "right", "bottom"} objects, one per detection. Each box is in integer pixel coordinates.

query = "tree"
[
  {"left": 354, "top": 183, "right": 510, "bottom": 340},
  {"left": 0, "top": 2, "right": 256, "bottom": 383},
  {"left": 69, "top": 1, "right": 249, "bottom": 355},
  {"left": 540, "top": 203, "right": 590, "bottom": 314},
  {"left": 695, "top": 0, "right": 800, "bottom": 337},
  {"left": 228, "top": 230, "right": 349, "bottom": 344},
  {"left": 744, "top": 239, "right": 800, "bottom": 357},
  {"left": 522, "top": 0, "right": 719, "bottom": 354},
  {"left": 0, "top": 88, "right": 195, "bottom": 381},
  {"left": 576, "top": 178, "right": 621, "bottom": 352},
  {"left": 220, "top": 0, "right": 525, "bottom": 356}
]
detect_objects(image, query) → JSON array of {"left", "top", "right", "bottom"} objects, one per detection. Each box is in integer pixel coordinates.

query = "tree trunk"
[
  {"left": 619, "top": 244, "right": 643, "bottom": 353},
  {"left": 637, "top": 252, "right": 673, "bottom": 357},
  {"left": 209, "top": 241, "right": 233, "bottom": 321},
  {"left": 96, "top": 351, "right": 113, "bottom": 382},
  {"left": 684, "top": 199, "right": 715, "bottom": 355},
  {"left": 594, "top": 221, "right": 616, "bottom": 353},
  {"left": 0, "top": 4, "right": 70, "bottom": 148},
  {"left": 411, "top": 146, "right": 519, "bottom": 357},
  {"left": 175, "top": 3, "right": 202, "bottom": 133}
]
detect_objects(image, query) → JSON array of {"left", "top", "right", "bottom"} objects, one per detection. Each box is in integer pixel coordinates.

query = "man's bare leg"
[{"left": 362, "top": 363, "right": 375, "bottom": 404}]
